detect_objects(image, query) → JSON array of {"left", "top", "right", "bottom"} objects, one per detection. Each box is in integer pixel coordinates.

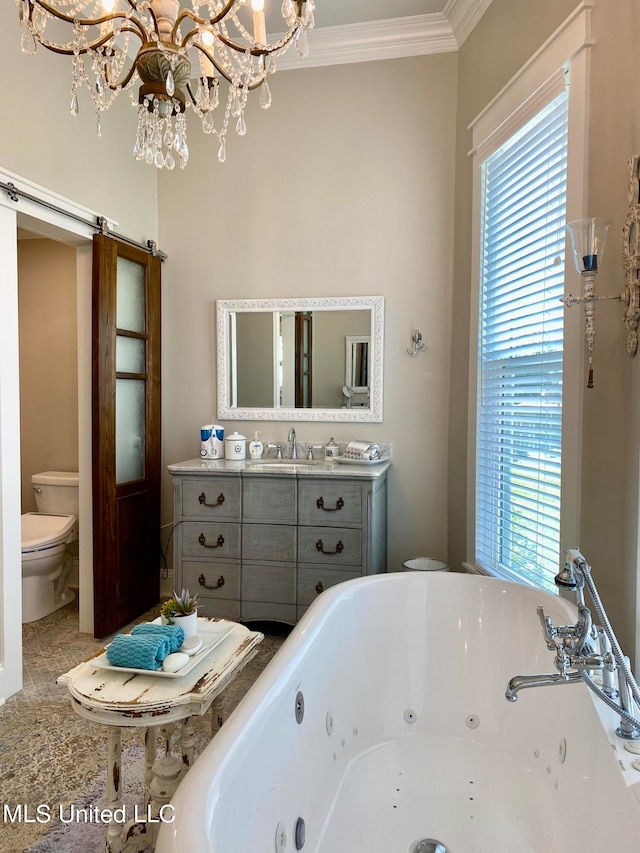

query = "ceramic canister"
[{"left": 224, "top": 431, "right": 247, "bottom": 460}]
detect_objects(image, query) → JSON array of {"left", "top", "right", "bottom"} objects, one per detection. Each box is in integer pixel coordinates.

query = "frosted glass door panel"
[
  {"left": 116, "top": 379, "right": 145, "bottom": 484},
  {"left": 116, "top": 336, "right": 146, "bottom": 374},
  {"left": 116, "top": 258, "right": 145, "bottom": 332}
]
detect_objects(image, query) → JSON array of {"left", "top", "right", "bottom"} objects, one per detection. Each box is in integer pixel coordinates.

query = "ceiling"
[
  {"left": 289, "top": 1, "right": 446, "bottom": 29},
  {"left": 272, "top": 0, "right": 495, "bottom": 70}
]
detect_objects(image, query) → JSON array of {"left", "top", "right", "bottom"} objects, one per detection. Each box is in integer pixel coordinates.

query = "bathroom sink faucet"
[{"left": 288, "top": 427, "right": 298, "bottom": 460}]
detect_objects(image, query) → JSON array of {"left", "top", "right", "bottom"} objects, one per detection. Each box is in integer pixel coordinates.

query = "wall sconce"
[
  {"left": 562, "top": 158, "right": 640, "bottom": 388},
  {"left": 407, "top": 330, "right": 425, "bottom": 357},
  {"left": 563, "top": 217, "right": 613, "bottom": 388}
]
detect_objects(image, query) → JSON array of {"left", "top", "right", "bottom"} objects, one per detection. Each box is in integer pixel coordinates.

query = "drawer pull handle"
[
  {"left": 315, "top": 581, "right": 324, "bottom": 594},
  {"left": 198, "top": 533, "right": 225, "bottom": 549},
  {"left": 198, "top": 573, "right": 225, "bottom": 590},
  {"left": 316, "top": 496, "right": 344, "bottom": 512},
  {"left": 199, "top": 492, "right": 225, "bottom": 508},
  {"left": 316, "top": 539, "right": 344, "bottom": 556}
]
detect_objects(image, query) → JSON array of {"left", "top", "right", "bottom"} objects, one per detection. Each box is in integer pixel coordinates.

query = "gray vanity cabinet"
[
  {"left": 173, "top": 476, "right": 242, "bottom": 620},
  {"left": 169, "top": 462, "right": 388, "bottom": 625}
]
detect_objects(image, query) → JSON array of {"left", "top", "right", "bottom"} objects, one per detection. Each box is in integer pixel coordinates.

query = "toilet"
[{"left": 21, "top": 471, "right": 79, "bottom": 624}]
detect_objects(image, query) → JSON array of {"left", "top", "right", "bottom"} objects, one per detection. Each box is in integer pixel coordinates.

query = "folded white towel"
[{"left": 343, "top": 441, "right": 382, "bottom": 461}]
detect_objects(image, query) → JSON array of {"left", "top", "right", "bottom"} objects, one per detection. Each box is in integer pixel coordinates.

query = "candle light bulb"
[
  {"left": 251, "top": 0, "right": 267, "bottom": 45},
  {"left": 200, "top": 28, "right": 215, "bottom": 78}
]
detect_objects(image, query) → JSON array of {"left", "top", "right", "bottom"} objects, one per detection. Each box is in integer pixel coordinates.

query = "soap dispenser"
[{"left": 249, "top": 431, "right": 263, "bottom": 459}]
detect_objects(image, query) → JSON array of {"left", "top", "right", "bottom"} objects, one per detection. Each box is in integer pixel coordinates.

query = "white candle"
[
  {"left": 200, "top": 28, "right": 215, "bottom": 77},
  {"left": 251, "top": 0, "right": 267, "bottom": 45},
  {"left": 100, "top": 0, "right": 115, "bottom": 37}
]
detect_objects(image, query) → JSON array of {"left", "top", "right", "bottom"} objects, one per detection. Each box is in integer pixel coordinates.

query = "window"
[
  {"left": 466, "top": 5, "right": 592, "bottom": 591},
  {"left": 476, "top": 92, "right": 568, "bottom": 592}
]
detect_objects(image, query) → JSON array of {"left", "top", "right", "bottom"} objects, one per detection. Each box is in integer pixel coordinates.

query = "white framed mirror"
[{"left": 216, "top": 296, "right": 384, "bottom": 422}]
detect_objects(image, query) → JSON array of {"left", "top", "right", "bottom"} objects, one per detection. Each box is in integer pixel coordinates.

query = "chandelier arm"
[
  {"left": 30, "top": 2, "right": 148, "bottom": 42},
  {"left": 186, "top": 45, "right": 264, "bottom": 90},
  {"left": 102, "top": 50, "right": 140, "bottom": 91},
  {"left": 189, "top": 43, "right": 233, "bottom": 85},
  {"left": 172, "top": 1, "right": 239, "bottom": 40},
  {"left": 174, "top": 6, "right": 300, "bottom": 55},
  {"left": 213, "top": 27, "right": 298, "bottom": 58},
  {"left": 26, "top": 24, "right": 143, "bottom": 57}
]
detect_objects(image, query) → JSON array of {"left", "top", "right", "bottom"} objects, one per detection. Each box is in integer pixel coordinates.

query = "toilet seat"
[{"left": 21, "top": 512, "right": 76, "bottom": 553}]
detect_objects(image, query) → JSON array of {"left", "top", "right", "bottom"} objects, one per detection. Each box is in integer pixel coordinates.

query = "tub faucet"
[
  {"left": 505, "top": 549, "right": 640, "bottom": 740},
  {"left": 288, "top": 427, "right": 298, "bottom": 460},
  {"left": 506, "top": 671, "right": 584, "bottom": 701}
]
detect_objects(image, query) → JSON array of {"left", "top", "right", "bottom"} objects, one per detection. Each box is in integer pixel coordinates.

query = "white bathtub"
[{"left": 156, "top": 572, "right": 640, "bottom": 852}]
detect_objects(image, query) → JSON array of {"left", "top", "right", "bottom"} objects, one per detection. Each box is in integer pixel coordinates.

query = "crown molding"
[
  {"left": 444, "top": 0, "right": 495, "bottom": 47},
  {"left": 275, "top": 1, "right": 492, "bottom": 71},
  {"left": 275, "top": 15, "right": 456, "bottom": 71}
]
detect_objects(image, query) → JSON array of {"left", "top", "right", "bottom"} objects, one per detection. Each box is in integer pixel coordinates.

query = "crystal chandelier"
[{"left": 15, "top": 0, "right": 315, "bottom": 169}]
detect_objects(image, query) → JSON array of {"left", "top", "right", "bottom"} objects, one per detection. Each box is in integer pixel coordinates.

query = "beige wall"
[
  {"left": 8, "top": 1, "right": 639, "bottom": 657},
  {"left": 450, "top": 0, "right": 640, "bottom": 655},
  {"left": 579, "top": 0, "right": 640, "bottom": 657},
  {"left": 0, "top": 15, "right": 158, "bottom": 242},
  {"left": 159, "top": 54, "right": 458, "bottom": 575},
  {"left": 18, "top": 238, "right": 78, "bottom": 513}
]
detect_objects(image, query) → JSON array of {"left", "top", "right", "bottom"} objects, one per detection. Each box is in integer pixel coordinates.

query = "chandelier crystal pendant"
[{"left": 15, "top": 0, "right": 315, "bottom": 169}]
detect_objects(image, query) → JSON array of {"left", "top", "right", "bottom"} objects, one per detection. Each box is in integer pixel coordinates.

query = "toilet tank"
[{"left": 31, "top": 471, "right": 79, "bottom": 517}]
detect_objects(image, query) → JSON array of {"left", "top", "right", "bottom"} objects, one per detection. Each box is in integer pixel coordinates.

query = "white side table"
[{"left": 58, "top": 617, "right": 263, "bottom": 853}]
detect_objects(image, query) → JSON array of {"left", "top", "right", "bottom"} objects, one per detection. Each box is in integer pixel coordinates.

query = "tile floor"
[{"left": 0, "top": 602, "right": 289, "bottom": 852}]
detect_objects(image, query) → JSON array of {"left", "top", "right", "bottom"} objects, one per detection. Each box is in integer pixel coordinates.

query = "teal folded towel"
[
  {"left": 131, "top": 623, "right": 185, "bottom": 652},
  {"left": 106, "top": 633, "right": 169, "bottom": 671}
]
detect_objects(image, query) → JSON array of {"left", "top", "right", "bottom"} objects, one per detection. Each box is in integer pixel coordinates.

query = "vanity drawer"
[
  {"left": 242, "top": 561, "right": 296, "bottom": 604},
  {"left": 182, "top": 560, "right": 240, "bottom": 601},
  {"left": 197, "top": 597, "right": 241, "bottom": 621},
  {"left": 181, "top": 522, "right": 241, "bottom": 559},
  {"left": 298, "top": 527, "right": 362, "bottom": 567},
  {"left": 182, "top": 478, "right": 241, "bottom": 521},
  {"left": 298, "top": 481, "right": 363, "bottom": 526},
  {"left": 243, "top": 524, "right": 296, "bottom": 563},
  {"left": 297, "top": 567, "right": 361, "bottom": 606},
  {"left": 243, "top": 477, "right": 296, "bottom": 524}
]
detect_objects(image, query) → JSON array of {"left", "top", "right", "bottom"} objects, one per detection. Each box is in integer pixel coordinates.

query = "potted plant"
[{"left": 160, "top": 588, "right": 199, "bottom": 638}]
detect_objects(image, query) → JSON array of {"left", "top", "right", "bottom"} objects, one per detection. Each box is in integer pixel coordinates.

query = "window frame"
[{"left": 464, "top": 4, "right": 593, "bottom": 585}]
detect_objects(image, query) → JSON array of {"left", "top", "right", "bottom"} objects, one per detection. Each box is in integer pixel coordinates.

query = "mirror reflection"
[{"left": 233, "top": 310, "right": 370, "bottom": 410}]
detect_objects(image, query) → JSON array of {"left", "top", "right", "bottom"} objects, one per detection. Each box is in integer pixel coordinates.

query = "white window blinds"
[{"left": 476, "top": 89, "right": 568, "bottom": 593}]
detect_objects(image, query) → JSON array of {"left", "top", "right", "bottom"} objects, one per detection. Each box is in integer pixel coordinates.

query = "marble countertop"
[{"left": 168, "top": 457, "right": 392, "bottom": 478}]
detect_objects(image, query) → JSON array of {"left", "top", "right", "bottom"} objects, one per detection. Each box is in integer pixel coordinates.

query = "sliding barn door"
[{"left": 92, "top": 234, "right": 161, "bottom": 638}]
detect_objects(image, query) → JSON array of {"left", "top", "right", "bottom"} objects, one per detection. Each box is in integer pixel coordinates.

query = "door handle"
[{"left": 198, "top": 533, "right": 224, "bottom": 549}]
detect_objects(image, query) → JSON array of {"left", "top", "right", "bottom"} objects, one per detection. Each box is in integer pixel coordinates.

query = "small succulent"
[{"left": 161, "top": 588, "right": 199, "bottom": 622}]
